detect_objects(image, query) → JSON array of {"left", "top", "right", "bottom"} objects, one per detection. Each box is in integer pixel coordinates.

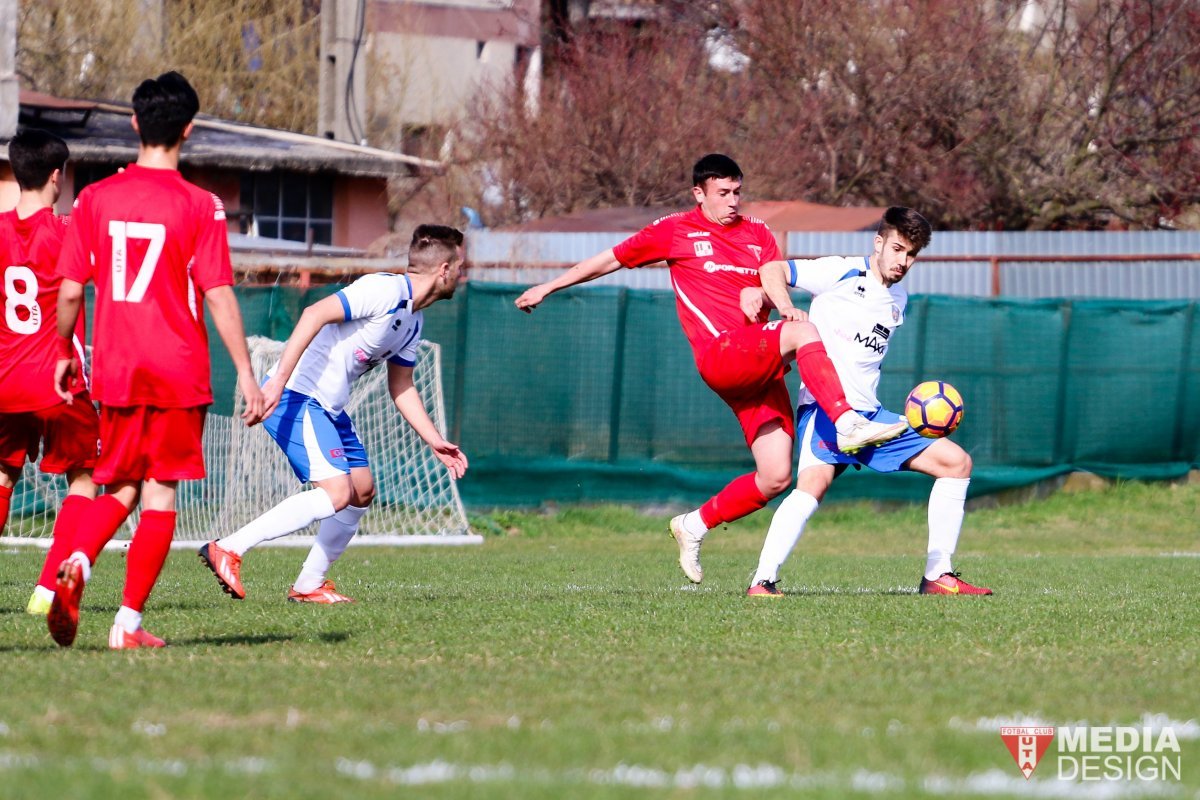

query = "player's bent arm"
[
  {"left": 514, "top": 248, "right": 623, "bottom": 312},
  {"left": 53, "top": 279, "right": 85, "bottom": 402},
  {"left": 267, "top": 294, "right": 347, "bottom": 396},
  {"left": 760, "top": 261, "right": 806, "bottom": 322},
  {"left": 205, "top": 285, "right": 267, "bottom": 425},
  {"left": 387, "top": 362, "right": 468, "bottom": 478}
]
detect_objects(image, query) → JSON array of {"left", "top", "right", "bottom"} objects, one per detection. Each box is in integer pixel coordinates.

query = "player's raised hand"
[
  {"left": 238, "top": 372, "right": 268, "bottom": 426},
  {"left": 53, "top": 358, "right": 78, "bottom": 404},
  {"left": 515, "top": 285, "right": 549, "bottom": 313},
  {"left": 430, "top": 439, "right": 468, "bottom": 479}
]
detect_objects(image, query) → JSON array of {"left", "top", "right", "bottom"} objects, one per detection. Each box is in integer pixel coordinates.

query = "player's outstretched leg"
[
  {"left": 47, "top": 554, "right": 89, "bottom": 647},
  {"left": 199, "top": 540, "right": 246, "bottom": 599}
]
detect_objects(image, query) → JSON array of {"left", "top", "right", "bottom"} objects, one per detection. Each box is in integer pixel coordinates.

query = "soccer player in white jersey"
[
  {"left": 744, "top": 207, "right": 992, "bottom": 597},
  {"left": 199, "top": 225, "right": 469, "bottom": 603}
]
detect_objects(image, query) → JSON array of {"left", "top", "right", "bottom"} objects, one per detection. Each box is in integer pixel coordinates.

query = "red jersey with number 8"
[
  {"left": 56, "top": 164, "right": 232, "bottom": 408},
  {"left": 0, "top": 207, "right": 88, "bottom": 412}
]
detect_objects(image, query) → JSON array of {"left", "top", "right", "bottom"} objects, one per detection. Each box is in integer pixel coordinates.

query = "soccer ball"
[{"left": 904, "top": 380, "right": 964, "bottom": 438}]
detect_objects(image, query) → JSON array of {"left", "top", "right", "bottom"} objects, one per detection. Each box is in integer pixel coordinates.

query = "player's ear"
[
  {"left": 181, "top": 121, "right": 195, "bottom": 143},
  {"left": 131, "top": 116, "right": 140, "bottom": 135},
  {"left": 691, "top": 184, "right": 705, "bottom": 204}
]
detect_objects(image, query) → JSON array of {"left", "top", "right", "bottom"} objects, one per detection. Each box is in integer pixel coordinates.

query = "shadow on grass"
[{"left": 169, "top": 632, "right": 300, "bottom": 647}]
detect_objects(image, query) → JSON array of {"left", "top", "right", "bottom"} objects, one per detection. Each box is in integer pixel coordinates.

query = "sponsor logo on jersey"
[
  {"left": 854, "top": 330, "right": 887, "bottom": 354},
  {"left": 747, "top": 244, "right": 762, "bottom": 260},
  {"left": 854, "top": 283, "right": 866, "bottom": 298},
  {"left": 871, "top": 323, "right": 891, "bottom": 339},
  {"left": 694, "top": 240, "right": 714, "bottom": 257},
  {"left": 702, "top": 260, "right": 758, "bottom": 276},
  {"left": 686, "top": 231, "right": 711, "bottom": 238}
]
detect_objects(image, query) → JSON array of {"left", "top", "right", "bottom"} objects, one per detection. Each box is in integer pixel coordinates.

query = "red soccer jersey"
[
  {"left": 56, "top": 164, "right": 233, "bottom": 408},
  {"left": 0, "top": 208, "right": 87, "bottom": 412},
  {"left": 612, "top": 206, "right": 781, "bottom": 365}
]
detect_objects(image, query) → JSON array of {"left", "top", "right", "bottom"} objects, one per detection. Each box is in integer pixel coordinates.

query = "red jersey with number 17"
[
  {"left": 56, "top": 164, "right": 233, "bottom": 408},
  {"left": 612, "top": 206, "right": 781, "bottom": 366},
  {"left": 0, "top": 208, "right": 88, "bottom": 412}
]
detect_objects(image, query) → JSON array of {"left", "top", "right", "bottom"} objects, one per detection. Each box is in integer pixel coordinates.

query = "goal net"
[{"left": 5, "top": 337, "right": 477, "bottom": 548}]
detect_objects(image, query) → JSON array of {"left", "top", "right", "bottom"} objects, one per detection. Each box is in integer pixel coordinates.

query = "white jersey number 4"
[{"left": 109, "top": 221, "right": 165, "bottom": 303}]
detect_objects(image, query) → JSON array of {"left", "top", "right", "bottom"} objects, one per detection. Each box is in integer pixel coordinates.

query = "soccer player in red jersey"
[
  {"left": 0, "top": 130, "right": 100, "bottom": 616},
  {"left": 516, "top": 154, "right": 907, "bottom": 583},
  {"left": 49, "top": 71, "right": 267, "bottom": 649}
]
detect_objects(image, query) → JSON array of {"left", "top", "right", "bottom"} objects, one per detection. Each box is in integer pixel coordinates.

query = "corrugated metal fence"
[{"left": 467, "top": 229, "right": 1200, "bottom": 298}]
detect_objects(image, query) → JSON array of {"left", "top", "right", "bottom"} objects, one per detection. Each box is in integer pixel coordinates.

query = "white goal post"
[{"left": 5, "top": 337, "right": 479, "bottom": 549}]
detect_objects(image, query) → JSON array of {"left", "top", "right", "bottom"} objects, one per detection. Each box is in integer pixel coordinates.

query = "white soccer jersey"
[
  {"left": 787, "top": 256, "right": 907, "bottom": 411},
  {"left": 280, "top": 272, "right": 423, "bottom": 414}
]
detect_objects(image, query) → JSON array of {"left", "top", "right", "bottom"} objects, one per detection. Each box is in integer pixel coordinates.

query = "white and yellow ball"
[{"left": 904, "top": 381, "right": 964, "bottom": 438}]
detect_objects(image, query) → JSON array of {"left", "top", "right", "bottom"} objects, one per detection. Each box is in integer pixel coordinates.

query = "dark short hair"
[
  {"left": 877, "top": 207, "right": 932, "bottom": 253},
  {"left": 408, "top": 224, "right": 464, "bottom": 271},
  {"left": 692, "top": 153, "right": 742, "bottom": 189},
  {"left": 132, "top": 71, "right": 200, "bottom": 147},
  {"left": 8, "top": 129, "right": 69, "bottom": 190}
]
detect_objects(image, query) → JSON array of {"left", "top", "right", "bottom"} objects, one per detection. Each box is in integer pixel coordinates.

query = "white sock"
[
  {"left": 68, "top": 550, "right": 92, "bottom": 583},
  {"left": 834, "top": 410, "right": 867, "bottom": 435},
  {"left": 682, "top": 510, "right": 707, "bottom": 538},
  {"left": 114, "top": 605, "right": 142, "bottom": 634},
  {"left": 926, "top": 477, "right": 970, "bottom": 580},
  {"left": 32, "top": 585, "right": 54, "bottom": 602},
  {"left": 219, "top": 488, "right": 337, "bottom": 556},
  {"left": 293, "top": 504, "right": 368, "bottom": 594},
  {"left": 753, "top": 491, "right": 819, "bottom": 584}
]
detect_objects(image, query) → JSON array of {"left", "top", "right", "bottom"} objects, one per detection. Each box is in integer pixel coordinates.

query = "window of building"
[{"left": 240, "top": 171, "right": 334, "bottom": 245}]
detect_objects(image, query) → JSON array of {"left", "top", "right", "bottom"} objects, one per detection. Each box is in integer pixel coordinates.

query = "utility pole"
[{"left": 318, "top": 0, "right": 368, "bottom": 144}]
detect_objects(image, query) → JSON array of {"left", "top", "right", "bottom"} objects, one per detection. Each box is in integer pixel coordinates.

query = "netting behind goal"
[{"left": 7, "top": 337, "right": 475, "bottom": 547}]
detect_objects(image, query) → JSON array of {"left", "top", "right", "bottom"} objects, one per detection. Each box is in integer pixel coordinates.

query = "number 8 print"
[{"left": 4, "top": 265, "right": 41, "bottom": 334}]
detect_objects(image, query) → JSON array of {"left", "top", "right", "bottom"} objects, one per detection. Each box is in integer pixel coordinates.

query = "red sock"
[
  {"left": 74, "top": 494, "right": 134, "bottom": 564},
  {"left": 0, "top": 483, "right": 12, "bottom": 532},
  {"left": 122, "top": 510, "right": 176, "bottom": 612},
  {"left": 797, "top": 341, "right": 852, "bottom": 422},
  {"left": 37, "top": 494, "right": 91, "bottom": 591},
  {"left": 699, "top": 472, "right": 770, "bottom": 528}
]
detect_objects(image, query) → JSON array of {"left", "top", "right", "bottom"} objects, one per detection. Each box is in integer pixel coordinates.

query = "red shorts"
[
  {"left": 94, "top": 405, "right": 207, "bottom": 485},
  {"left": 0, "top": 393, "right": 100, "bottom": 473},
  {"left": 697, "top": 322, "right": 795, "bottom": 447}
]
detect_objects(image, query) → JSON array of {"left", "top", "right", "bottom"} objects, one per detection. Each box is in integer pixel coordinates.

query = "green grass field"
[{"left": 1, "top": 481, "right": 1197, "bottom": 799}]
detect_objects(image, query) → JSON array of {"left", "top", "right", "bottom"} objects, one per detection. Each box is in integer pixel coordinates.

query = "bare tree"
[
  {"left": 18, "top": 0, "right": 319, "bottom": 133},
  {"left": 460, "top": 0, "right": 1200, "bottom": 230}
]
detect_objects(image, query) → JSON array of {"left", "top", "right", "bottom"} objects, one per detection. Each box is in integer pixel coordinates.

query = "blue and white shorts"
[
  {"left": 264, "top": 387, "right": 369, "bottom": 483},
  {"left": 796, "top": 403, "right": 933, "bottom": 473}
]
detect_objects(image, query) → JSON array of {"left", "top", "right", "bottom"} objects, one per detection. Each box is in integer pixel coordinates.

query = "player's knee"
[
  {"left": 321, "top": 481, "right": 353, "bottom": 511},
  {"left": 942, "top": 446, "right": 972, "bottom": 479},
  {"left": 757, "top": 468, "right": 793, "bottom": 498},
  {"left": 353, "top": 484, "right": 376, "bottom": 508},
  {"left": 783, "top": 320, "right": 820, "bottom": 349}
]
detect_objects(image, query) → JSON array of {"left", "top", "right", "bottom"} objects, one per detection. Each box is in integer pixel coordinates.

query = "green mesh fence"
[{"left": 206, "top": 284, "right": 1199, "bottom": 507}]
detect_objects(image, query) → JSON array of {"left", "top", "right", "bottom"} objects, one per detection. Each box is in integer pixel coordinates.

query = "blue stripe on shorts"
[
  {"left": 796, "top": 403, "right": 933, "bottom": 473},
  {"left": 263, "top": 387, "right": 369, "bottom": 483}
]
